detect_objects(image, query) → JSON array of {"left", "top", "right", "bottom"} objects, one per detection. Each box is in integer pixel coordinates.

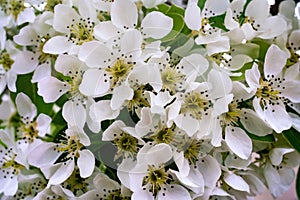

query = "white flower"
[
  {"left": 118, "top": 143, "right": 192, "bottom": 199},
  {"left": 0, "top": 0, "right": 35, "bottom": 26},
  {"left": 43, "top": 4, "right": 97, "bottom": 54},
  {"left": 184, "top": 0, "right": 230, "bottom": 55},
  {"left": 102, "top": 120, "right": 144, "bottom": 160},
  {"left": 0, "top": 41, "right": 37, "bottom": 93},
  {"left": 78, "top": 173, "right": 131, "bottom": 200},
  {"left": 28, "top": 126, "right": 95, "bottom": 186},
  {"left": 245, "top": 44, "right": 300, "bottom": 133},
  {"left": 0, "top": 128, "right": 29, "bottom": 196}
]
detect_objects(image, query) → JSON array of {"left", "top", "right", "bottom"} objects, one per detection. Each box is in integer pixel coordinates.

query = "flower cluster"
[{"left": 0, "top": 0, "right": 300, "bottom": 199}]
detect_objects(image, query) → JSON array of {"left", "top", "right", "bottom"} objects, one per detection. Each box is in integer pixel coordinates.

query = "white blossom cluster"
[{"left": 0, "top": 0, "right": 300, "bottom": 199}]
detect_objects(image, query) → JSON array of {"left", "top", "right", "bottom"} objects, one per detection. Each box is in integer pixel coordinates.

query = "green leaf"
[
  {"left": 296, "top": 167, "right": 300, "bottom": 200},
  {"left": 167, "top": 4, "right": 185, "bottom": 16},
  {"left": 197, "top": 0, "right": 206, "bottom": 9},
  {"left": 282, "top": 128, "right": 300, "bottom": 153},
  {"left": 161, "top": 13, "right": 185, "bottom": 42},
  {"left": 156, "top": 3, "right": 170, "bottom": 13}
]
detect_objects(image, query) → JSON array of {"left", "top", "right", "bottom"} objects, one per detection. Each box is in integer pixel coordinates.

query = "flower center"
[
  {"left": 106, "top": 59, "right": 134, "bottom": 88},
  {"left": 54, "top": 135, "right": 83, "bottom": 160},
  {"left": 18, "top": 120, "right": 39, "bottom": 143},
  {"left": 0, "top": 148, "right": 23, "bottom": 179},
  {"left": 0, "top": 51, "right": 14, "bottom": 72},
  {"left": 256, "top": 79, "right": 281, "bottom": 105},
  {"left": 221, "top": 101, "right": 242, "bottom": 126},
  {"left": 150, "top": 125, "right": 175, "bottom": 144},
  {"left": 182, "top": 139, "right": 203, "bottom": 165},
  {"left": 180, "top": 91, "right": 212, "bottom": 120},
  {"left": 62, "top": 69, "right": 86, "bottom": 103},
  {"left": 67, "top": 18, "right": 95, "bottom": 45},
  {"left": 45, "top": 0, "right": 62, "bottom": 12},
  {"left": 161, "top": 65, "right": 185, "bottom": 94},
  {"left": 126, "top": 85, "right": 150, "bottom": 112},
  {"left": 143, "top": 165, "right": 171, "bottom": 196},
  {"left": 0, "top": 0, "right": 25, "bottom": 20},
  {"left": 113, "top": 131, "right": 139, "bottom": 160},
  {"left": 62, "top": 167, "right": 88, "bottom": 196}
]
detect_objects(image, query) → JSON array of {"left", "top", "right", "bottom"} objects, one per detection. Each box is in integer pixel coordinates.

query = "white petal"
[
  {"left": 232, "top": 81, "right": 254, "bottom": 101},
  {"left": 94, "top": 21, "right": 120, "bottom": 41},
  {"left": 144, "top": 143, "right": 172, "bottom": 165},
  {"left": 259, "top": 16, "right": 287, "bottom": 39},
  {"left": 78, "top": 41, "right": 112, "bottom": 68},
  {"left": 11, "top": 51, "right": 38, "bottom": 74},
  {"left": 264, "top": 44, "right": 288, "bottom": 78},
  {"left": 65, "top": 126, "right": 90, "bottom": 146},
  {"left": 184, "top": 0, "right": 201, "bottom": 30},
  {"left": 53, "top": 4, "right": 79, "bottom": 33},
  {"left": 157, "top": 184, "right": 191, "bottom": 200},
  {"left": 213, "top": 94, "right": 233, "bottom": 116},
  {"left": 47, "top": 160, "right": 75, "bottom": 186},
  {"left": 224, "top": 9, "right": 239, "bottom": 30},
  {"left": 245, "top": 0, "right": 269, "bottom": 21},
  {"left": 93, "top": 173, "right": 120, "bottom": 191},
  {"left": 132, "top": 190, "right": 154, "bottom": 200},
  {"left": 173, "top": 151, "right": 190, "bottom": 177},
  {"left": 204, "top": 36, "right": 230, "bottom": 55},
  {"left": 6, "top": 71, "right": 17, "bottom": 92},
  {"left": 62, "top": 101, "right": 86, "bottom": 128},
  {"left": 224, "top": 172, "right": 250, "bottom": 192},
  {"left": 2, "top": 176, "right": 18, "bottom": 196},
  {"left": 174, "top": 115, "right": 199, "bottom": 137},
  {"left": 55, "top": 54, "right": 83, "bottom": 75},
  {"left": 111, "top": 84, "right": 134, "bottom": 110},
  {"left": 17, "top": 7, "right": 35, "bottom": 25},
  {"left": 225, "top": 126, "right": 252, "bottom": 159},
  {"left": 279, "top": 0, "right": 296, "bottom": 19},
  {"left": 141, "top": 11, "right": 173, "bottom": 39},
  {"left": 16, "top": 92, "right": 37, "bottom": 120},
  {"left": 13, "top": 26, "right": 37, "bottom": 46},
  {"left": 281, "top": 80, "right": 300, "bottom": 103},
  {"left": 89, "top": 100, "right": 120, "bottom": 123},
  {"left": 111, "top": 0, "right": 137, "bottom": 29},
  {"left": 208, "top": 69, "right": 232, "bottom": 99},
  {"left": 289, "top": 30, "right": 300, "bottom": 50},
  {"left": 36, "top": 114, "right": 51, "bottom": 137},
  {"left": 37, "top": 76, "right": 69, "bottom": 103},
  {"left": 78, "top": 149, "right": 95, "bottom": 178},
  {"left": 28, "top": 143, "right": 61, "bottom": 167},
  {"left": 264, "top": 104, "right": 292, "bottom": 133},
  {"left": 32, "top": 63, "right": 51, "bottom": 83},
  {"left": 178, "top": 54, "right": 209, "bottom": 76},
  {"left": 197, "top": 155, "right": 221, "bottom": 188},
  {"left": 240, "top": 108, "right": 273, "bottom": 136},
  {"left": 43, "top": 36, "right": 73, "bottom": 54},
  {"left": 264, "top": 163, "right": 289, "bottom": 197},
  {"left": 245, "top": 63, "right": 260, "bottom": 89},
  {"left": 79, "top": 69, "right": 110, "bottom": 97},
  {"left": 203, "top": 0, "right": 230, "bottom": 17},
  {"left": 121, "top": 29, "right": 142, "bottom": 59}
]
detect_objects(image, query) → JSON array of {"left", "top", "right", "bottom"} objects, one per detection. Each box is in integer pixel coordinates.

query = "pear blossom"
[
  {"left": 0, "top": 0, "right": 35, "bottom": 26},
  {"left": 28, "top": 126, "right": 95, "bottom": 186},
  {"left": 184, "top": 0, "right": 231, "bottom": 55},
  {"left": 43, "top": 3, "right": 98, "bottom": 55},
  {"left": 119, "top": 143, "right": 192, "bottom": 199},
  {"left": 245, "top": 44, "right": 300, "bottom": 133},
  {"left": 0, "top": 128, "right": 29, "bottom": 196},
  {"left": 78, "top": 173, "right": 131, "bottom": 200}
]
